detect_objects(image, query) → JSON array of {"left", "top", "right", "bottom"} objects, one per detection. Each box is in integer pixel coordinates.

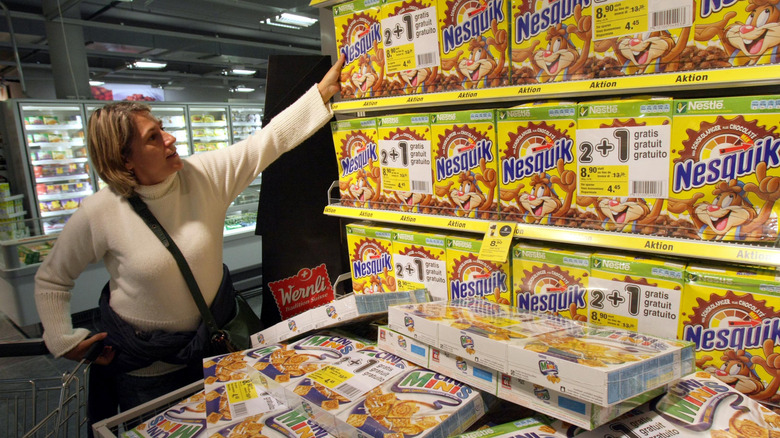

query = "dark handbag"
[{"left": 128, "top": 195, "right": 262, "bottom": 354}]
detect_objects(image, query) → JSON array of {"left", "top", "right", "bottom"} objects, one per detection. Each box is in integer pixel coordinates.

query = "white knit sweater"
[{"left": 35, "top": 85, "right": 333, "bottom": 374}]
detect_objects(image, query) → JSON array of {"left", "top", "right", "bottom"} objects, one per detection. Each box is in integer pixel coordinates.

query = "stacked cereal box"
[
  {"left": 446, "top": 234, "right": 511, "bottom": 305},
  {"left": 576, "top": 97, "right": 675, "bottom": 235},
  {"left": 120, "top": 391, "right": 208, "bottom": 438},
  {"left": 431, "top": 110, "right": 500, "bottom": 219},
  {"left": 346, "top": 222, "right": 397, "bottom": 294},
  {"left": 437, "top": 0, "right": 509, "bottom": 90},
  {"left": 589, "top": 252, "right": 685, "bottom": 340},
  {"left": 497, "top": 102, "right": 579, "bottom": 225},
  {"left": 512, "top": 242, "right": 590, "bottom": 322},
  {"left": 510, "top": 2, "right": 593, "bottom": 83},
  {"left": 332, "top": 117, "right": 381, "bottom": 209},
  {"left": 391, "top": 227, "right": 449, "bottom": 301},
  {"left": 669, "top": 95, "right": 780, "bottom": 241},
  {"left": 334, "top": 0, "right": 385, "bottom": 99},
  {"left": 380, "top": 0, "right": 441, "bottom": 95},
  {"left": 377, "top": 113, "right": 435, "bottom": 212},
  {"left": 680, "top": 263, "right": 780, "bottom": 408}
]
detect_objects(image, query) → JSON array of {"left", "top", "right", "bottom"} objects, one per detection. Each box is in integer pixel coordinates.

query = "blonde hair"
[{"left": 87, "top": 102, "right": 152, "bottom": 197}]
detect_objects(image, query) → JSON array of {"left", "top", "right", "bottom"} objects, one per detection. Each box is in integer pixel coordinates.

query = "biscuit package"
[
  {"left": 497, "top": 102, "right": 580, "bottom": 225},
  {"left": 510, "top": 1, "right": 593, "bottom": 84},
  {"left": 559, "top": 372, "right": 780, "bottom": 437},
  {"left": 669, "top": 95, "right": 780, "bottom": 242},
  {"left": 346, "top": 222, "right": 397, "bottom": 293},
  {"left": 590, "top": 1, "right": 694, "bottom": 76},
  {"left": 334, "top": 0, "right": 385, "bottom": 99},
  {"left": 691, "top": 1, "right": 780, "bottom": 70},
  {"left": 576, "top": 97, "right": 674, "bottom": 235},
  {"left": 679, "top": 263, "right": 780, "bottom": 408},
  {"left": 497, "top": 374, "right": 665, "bottom": 431},
  {"left": 446, "top": 234, "right": 511, "bottom": 305},
  {"left": 437, "top": 0, "right": 509, "bottom": 90},
  {"left": 332, "top": 118, "right": 381, "bottom": 209},
  {"left": 588, "top": 252, "right": 685, "bottom": 340},
  {"left": 377, "top": 113, "right": 435, "bottom": 212},
  {"left": 391, "top": 227, "right": 448, "bottom": 301},
  {"left": 121, "top": 391, "right": 208, "bottom": 438},
  {"left": 512, "top": 242, "right": 590, "bottom": 322},
  {"left": 380, "top": 0, "right": 442, "bottom": 95},
  {"left": 432, "top": 110, "right": 499, "bottom": 218}
]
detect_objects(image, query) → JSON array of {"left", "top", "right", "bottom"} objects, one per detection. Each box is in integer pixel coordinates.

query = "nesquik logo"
[
  {"left": 449, "top": 255, "right": 509, "bottom": 304},
  {"left": 441, "top": 0, "right": 505, "bottom": 54},
  {"left": 339, "top": 13, "right": 381, "bottom": 64}
]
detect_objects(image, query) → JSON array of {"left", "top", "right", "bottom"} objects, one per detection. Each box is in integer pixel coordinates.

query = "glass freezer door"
[
  {"left": 189, "top": 106, "right": 229, "bottom": 154},
  {"left": 20, "top": 104, "right": 92, "bottom": 234},
  {"left": 229, "top": 105, "right": 263, "bottom": 143}
]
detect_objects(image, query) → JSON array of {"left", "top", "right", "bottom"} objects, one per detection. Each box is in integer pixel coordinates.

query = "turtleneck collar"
[{"left": 133, "top": 172, "right": 178, "bottom": 200}]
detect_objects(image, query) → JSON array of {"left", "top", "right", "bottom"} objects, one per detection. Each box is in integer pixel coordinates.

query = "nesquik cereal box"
[
  {"left": 680, "top": 263, "right": 780, "bottom": 408},
  {"left": 510, "top": 0, "right": 593, "bottom": 84},
  {"left": 377, "top": 113, "right": 435, "bottom": 212},
  {"left": 380, "top": 0, "right": 442, "bottom": 95},
  {"left": 346, "top": 222, "right": 397, "bottom": 293},
  {"left": 512, "top": 242, "right": 590, "bottom": 322},
  {"left": 588, "top": 252, "right": 685, "bottom": 340},
  {"left": 689, "top": 0, "right": 780, "bottom": 70},
  {"left": 432, "top": 110, "right": 499, "bottom": 218},
  {"left": 446, "top": 234, "right": 511, "bottom": 304},
  {"left": 496, "top": 374, "right": 665, "bottom": 430},
  {"left": 576, "top": 97, "right": 674, "bottom": 234},
  {"left": 334, "top": 0, "right": 385, "bottom": 99},
  {"left": 497, "top": 102, "right": 580, "bottom": 225},
  {"left": 590, "top": 1, "right": 695, "bottom": 76},
  {"left": 669, "top": 95, "right": 780, "bottom": 242},
  {"left": 391, "top": 227, "right": 448, "bottom": 300},
  {"left": 335, "top": 366, "right": 487, "bottom": 438},
  {"left": 563, "top": 372, "right": 780, "bottom": 437},
  {"left": 332, "top": 118, "right": 381, "bottom": 209},
  {"left": 438, "top": 0, "right": 510, "bottom": 90}
]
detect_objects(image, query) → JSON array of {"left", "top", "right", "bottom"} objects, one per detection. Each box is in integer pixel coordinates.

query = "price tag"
[
  {"left": 576, "top": 124, "right": 671, "bottom": 198},
  {"left": 381, "top": 6, "right": 439, "bottom": 74},
  {"left": 587, "top": 283, "right": 682, "bottom": 339},
  {"left": 593, "top": 0, "right": 693, "bottom": 40},
  {"left": 224, "top": 376, "right": 283, "bottom": 420},
  {"left": 308, "top": 353, "right": 404, "bottom": 400},
  {"left": 393, "top": 253, "right": 447, "bottom": 301},
  {"left": 478, "top": 222, "right": 516, "bottom": 263},
  {"left": 589, "top": 309, "right": 638, "bottom": 332},
  {"left": 308, "top": 365, "right": 354, "bottom": 389},
  {"left": 378, "top": 139, "right": 433, "bottom": 194}
]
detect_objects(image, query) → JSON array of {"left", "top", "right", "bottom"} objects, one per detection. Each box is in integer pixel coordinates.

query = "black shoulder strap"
[{"left": 127, "top": 195, "right": 221, "bottom": 336}]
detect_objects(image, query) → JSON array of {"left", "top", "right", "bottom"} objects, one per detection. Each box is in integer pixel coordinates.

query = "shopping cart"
[{"left": 0, "top": 338, "right": 99, "bottom": 438}]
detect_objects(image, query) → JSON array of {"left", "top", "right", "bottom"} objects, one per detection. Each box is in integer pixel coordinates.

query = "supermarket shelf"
[
  {"left": 224, "top": 225, "right": 256, "bottom": 237},
  {"left": 34, "top": 174, "right": 90, "bottom": 183},
  {"left": 37, "top": 190, "right": 93, "bottom": 201},
  {"left": 31, "top": 157, "right": 89, "bottom": 165},
  {"left": 323, "top": 204, "right": 780, "bottom": 267},
  {"left": 232, "top": 122, "right": 262, "bottom": 127},
  {"left": 332, "top": 64, "right": 780, "bottom": 114},
  {"left": 29, "top": 140, "right": 85, "bottom": 148},
  {"left": 40, "top": 208, "right": 77, "bottom": 218},
  {"left": 192, "top": 136, "right": 229, "bottom": 142},
  {"left": 24, "top": 123, "right": 83, "bottom": 131},
  {"left": 190, "top": 121, "right": 227, "bottom": 127}
]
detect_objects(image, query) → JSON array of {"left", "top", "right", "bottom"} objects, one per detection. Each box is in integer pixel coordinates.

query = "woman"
[{"left": 33, "top": 55, "right": 344, "bottom": 426}]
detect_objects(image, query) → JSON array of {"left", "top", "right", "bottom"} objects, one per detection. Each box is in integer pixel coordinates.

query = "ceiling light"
[
  {"left": 276, "top": 12, "right": 317, "bottom": 27},
  {"left": 263, "top": 18, "right": 300, "bottom": 29},
  {"left": 230, "top": 68, "right": 257, "bottom": 75},
  {"left": 130, "top": 59, "right": 167, "bottom": 69},
  {"left": 89, "top": 80, "right": 105, "bottom": 86},
  {"left": 232, "top": 85, "right": 255, "bottom": 93}
]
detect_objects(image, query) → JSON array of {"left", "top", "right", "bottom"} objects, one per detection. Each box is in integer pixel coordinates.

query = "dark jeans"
[{"left": 87, "top": 361, "right": 202, "bottom": 437}]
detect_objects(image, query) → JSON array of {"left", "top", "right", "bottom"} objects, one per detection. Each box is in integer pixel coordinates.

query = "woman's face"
[{"left": 124, "top": 112, "right": 182, "bottom": 186}]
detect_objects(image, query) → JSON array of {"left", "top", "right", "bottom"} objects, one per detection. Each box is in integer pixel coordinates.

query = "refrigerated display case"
[
  {"left": 189, "top": 105, "right": 229, "bottom": 153},
  {"left": 229, "top": 105, "right": 263, "bottom": 142}
]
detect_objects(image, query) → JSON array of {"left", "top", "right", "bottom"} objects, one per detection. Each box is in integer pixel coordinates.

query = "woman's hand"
[
  {"left": 317, "top": 54, "right": 346, "bottom": 104},
  {"left": 63, "top": 332, "right": 115, "bottom": 365}
]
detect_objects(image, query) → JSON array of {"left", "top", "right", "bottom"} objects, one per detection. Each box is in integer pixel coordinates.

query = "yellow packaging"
[
  {"left": 346, "top": 222, "right": 397, "bottom": 293},
  {"left": 575, "top": 97, "right": 674, "bottom": 234},
  {"left": 432, "top": 110, "right": 499, "bottom": 219},
  {"left": 438, "top": 0, "right": 509, "bottom": 90},
  {"left": 334, "top": 0, "right": 385, "bottom": 99},
  {"left": 589, "top": 252, "right": 685, "bottom": 340},
  {"left": 690, "top": 1, "right": 780, "bottom": 69},
  {"left": 680, "top": 264, "right": 780, "bottom": 408},
  {"left": 590, "top": 1, "right": 694, "bottom": 76},
  {"left": 446, "top": 235, "right": 511, "bottom": 305},
  {"left": 512, "top": 242, "right": 589, "bottom": 322},
  {"left": 496, "top": 102, "right": 579, "bottom": 224},
  {"left": 391, "top": 227, "right": 448, "bottom": 301},
  {"left": 377, "top": 113, "right": 435, "bottom": 212},
  {"left": 380, "top": 0, "right": 442, "bottom": 95},
  {"left": 669, "top": 95, "right": 780, "bottom": 242},
  {"left": 332, "top": 117, "right": 382, "bottom": 209},
  {"left": 510, "top": 1, "right": 593, "bottom": 84}
]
